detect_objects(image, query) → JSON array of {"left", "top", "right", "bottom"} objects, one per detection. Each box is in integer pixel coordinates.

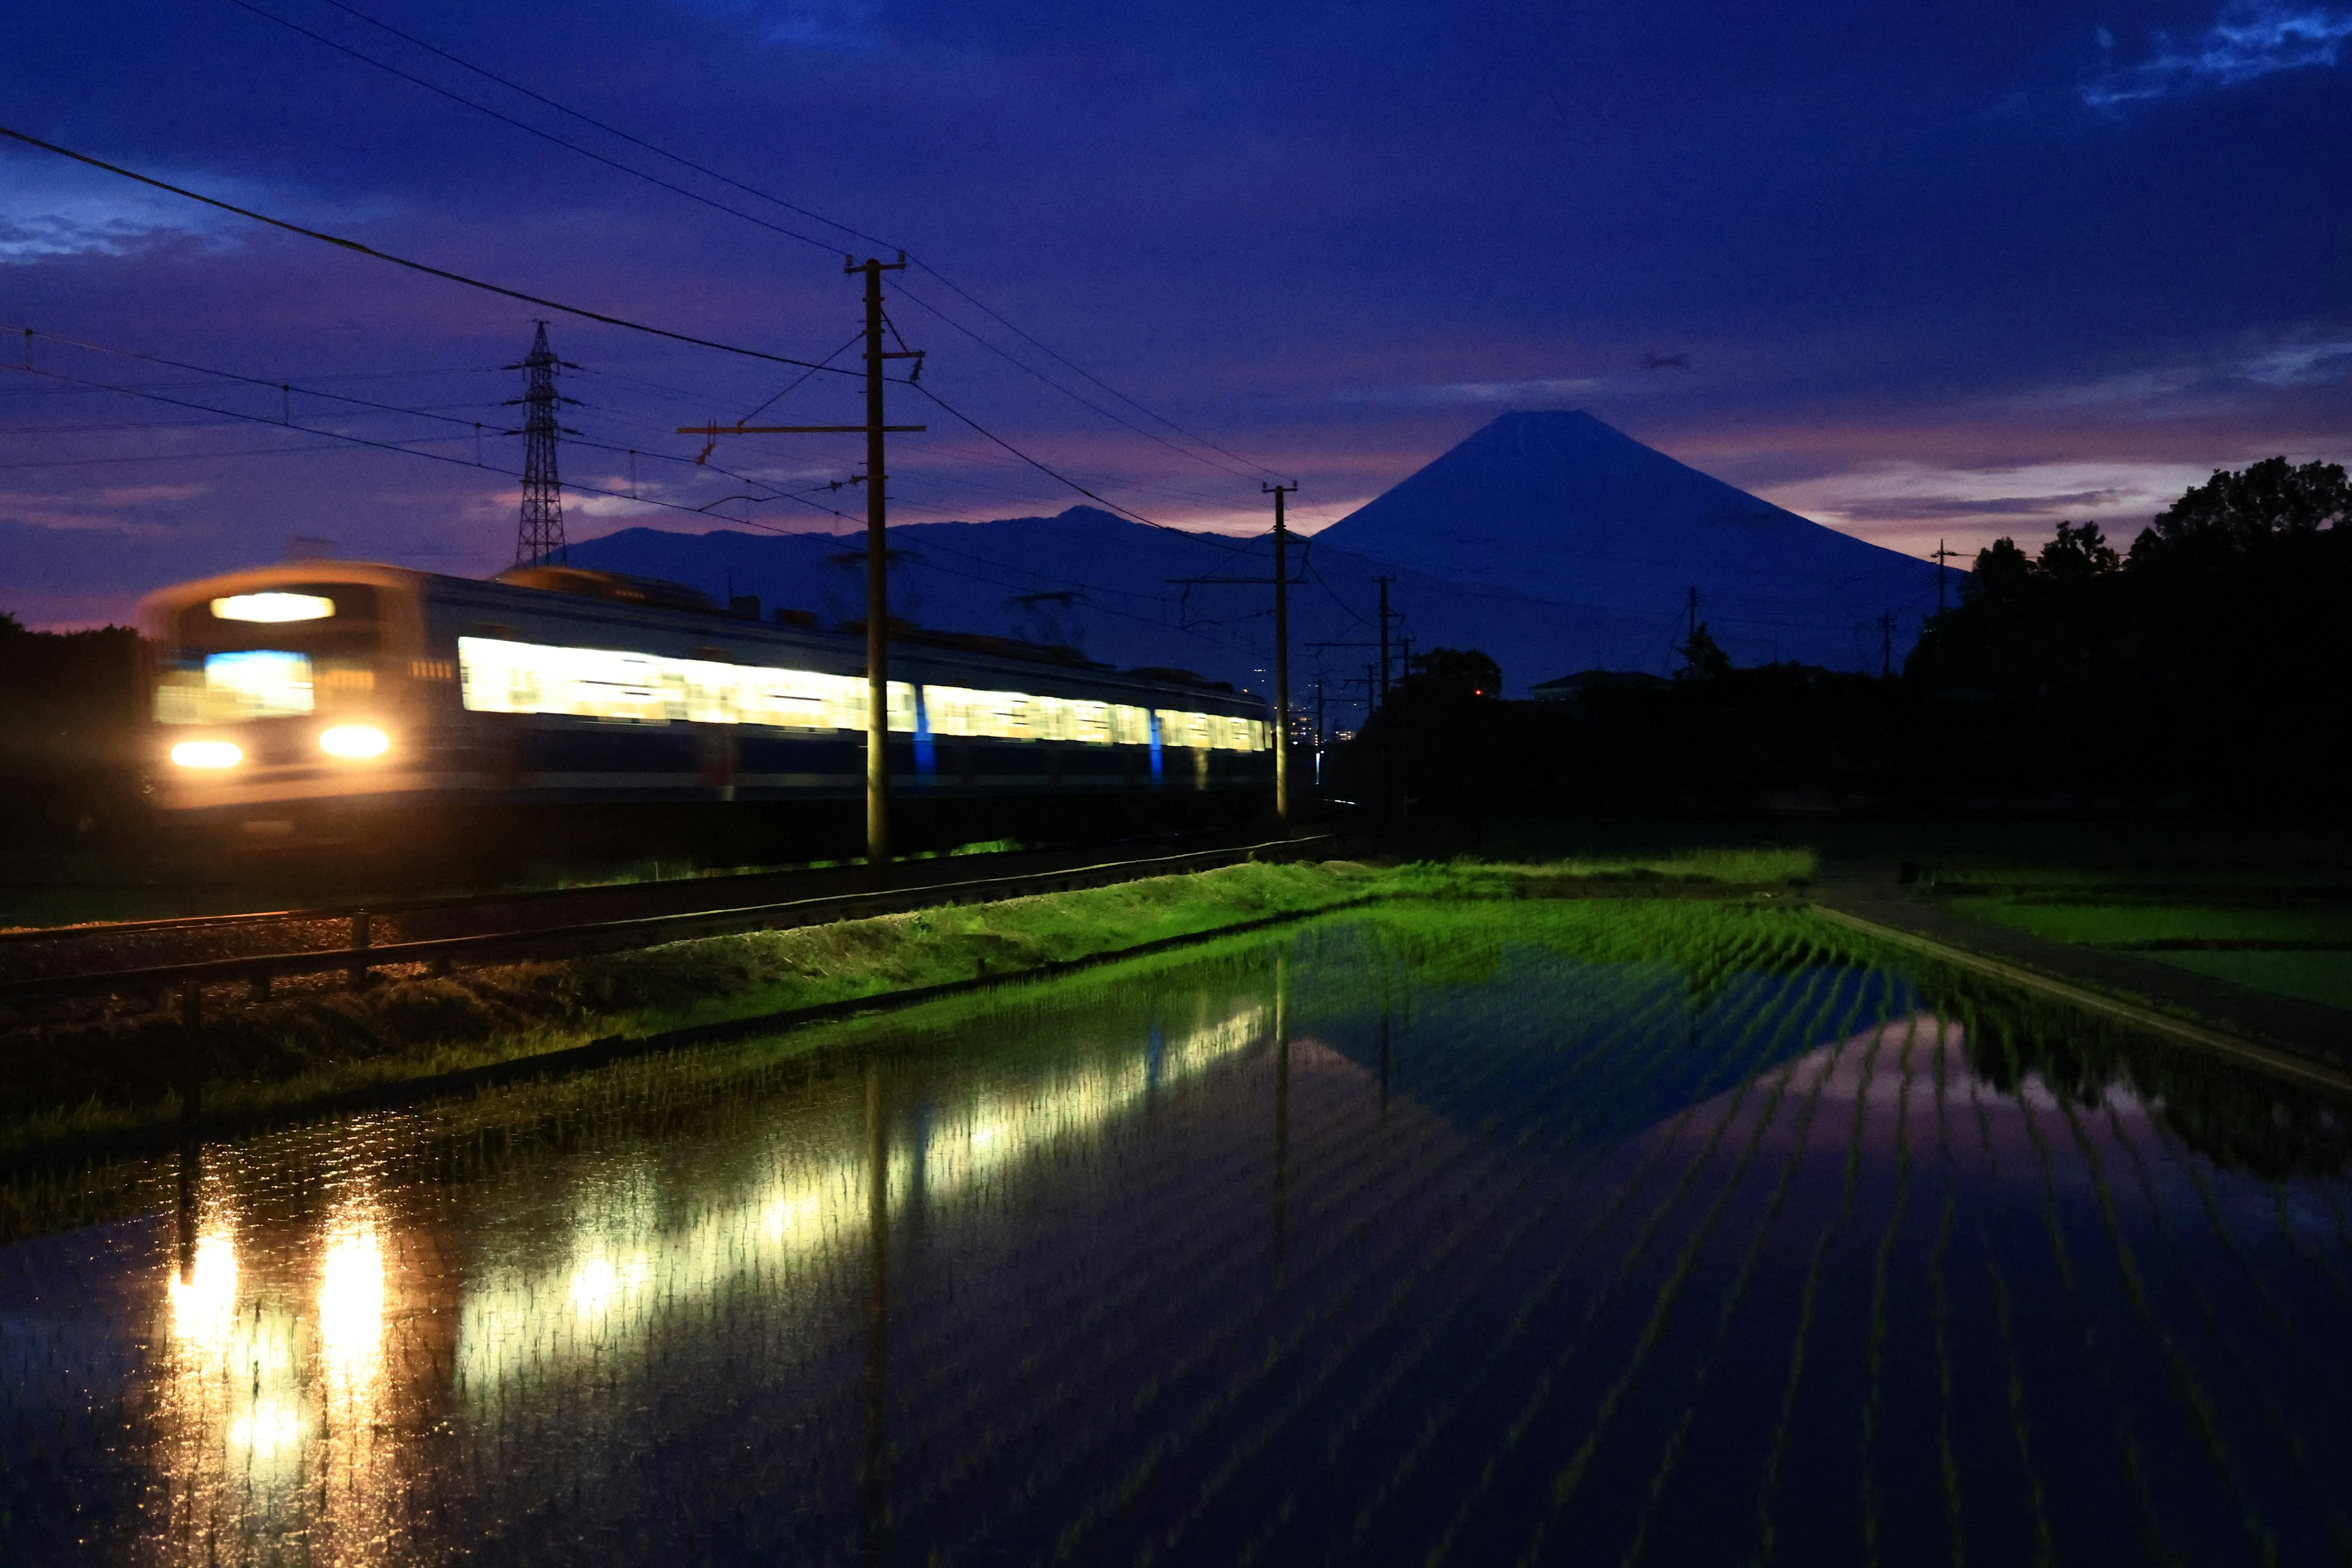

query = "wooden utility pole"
[
  {"left": 854, "top": 255, "right": 898, "bottom": 864},
  {"left": 1167, "top": 490, "right": 1308, "bottom": 829},
  {"left": 677, "top": 252, "right": 923, "bottom": 866},
  {"left": 1931, "top": 539, "right": 1959, "bottom": 616},
  {"left": 1377, "top": 576, "right": 1395, "bottom": 823},
  {"left": 1265, "top": 483, "right": 1296, "bottom": 827}
]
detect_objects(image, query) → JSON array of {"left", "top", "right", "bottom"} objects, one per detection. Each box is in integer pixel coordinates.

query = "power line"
[
  {"left": 0, "top": 124, "right": 865, "bottom": 379},
  {"left": 239, "top": 0, "right": 1283, "bottom": 486},
  {"left": 4, "top": 355, "right": 855, "bottom": 527},
  {"left": 220, "top": 0, "right": 854, "bottom": 258},
  {"left": 905, "top": 380, "right": 1253, "bottom": 557},
  {"left": 309, "top": 0, "right": 897, "bottom": 253}
]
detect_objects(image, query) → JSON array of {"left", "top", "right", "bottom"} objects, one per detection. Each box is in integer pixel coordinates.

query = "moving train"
[{"left": 140, "top": 560, "right": 1275, "bottom": 855}]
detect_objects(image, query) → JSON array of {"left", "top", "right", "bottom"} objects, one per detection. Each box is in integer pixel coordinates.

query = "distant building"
[{"left": 1529, "top": 669, "right": 1671, "bottom": 704}]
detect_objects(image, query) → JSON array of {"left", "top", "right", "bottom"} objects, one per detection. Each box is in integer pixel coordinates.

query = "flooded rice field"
[{"left": 3, "top": 902, "right": 2349, "bottom": 1566}]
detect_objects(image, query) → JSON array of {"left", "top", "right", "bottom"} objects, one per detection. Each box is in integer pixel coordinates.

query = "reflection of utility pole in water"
[
  {"left": 175, "top": 1139, "right": 201, "bottom": 1284},
  {"left": 1272, "top": 947, "right": 1291, "bottom": 1276},
  {"left": 861, "top": 1062, "right": 892, "bottom": 1559}
]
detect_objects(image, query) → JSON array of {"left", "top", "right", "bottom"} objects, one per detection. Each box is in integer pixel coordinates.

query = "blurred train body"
[{"left": 139, "top": 562, "right": 1273, "bottom": 862}]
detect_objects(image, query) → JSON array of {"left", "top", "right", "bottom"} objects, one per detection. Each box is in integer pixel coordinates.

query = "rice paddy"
[{"left": 2, "top": 900, "right": 2346, "bottom": 1565}]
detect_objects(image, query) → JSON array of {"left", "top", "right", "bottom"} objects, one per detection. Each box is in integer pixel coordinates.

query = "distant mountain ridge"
[
  {"left": 565, "top": 411, "right": 1947, "bottom": 703},
  {"left": 1314, "top": 410, "right": 1938, "bottom": 665}
]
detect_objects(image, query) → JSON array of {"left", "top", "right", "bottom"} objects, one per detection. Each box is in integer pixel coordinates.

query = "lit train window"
[
  {"left": 210, "top": 592, "right": 335, "bottom": 623},
  {"left": 154, "top": 649, "right": 317, "bottom": 724},
  {"left": 454, "top": 636, "right": 1266, "bottom": 749}
]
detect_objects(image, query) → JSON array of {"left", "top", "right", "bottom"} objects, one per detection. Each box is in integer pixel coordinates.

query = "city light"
[
  {"left": 170, "top": 739, "right": 243, "bottom": 769},
  {"left": 211, "top": 592, "right": 336, "bottom": 622},
  {"left": 318, "top": 724, "right": 390, "bottom": 759}
]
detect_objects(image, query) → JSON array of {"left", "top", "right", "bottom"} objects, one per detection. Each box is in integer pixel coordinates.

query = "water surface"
[{"left": 4, "top": 902, "right": 2348, "bottom": 1565}]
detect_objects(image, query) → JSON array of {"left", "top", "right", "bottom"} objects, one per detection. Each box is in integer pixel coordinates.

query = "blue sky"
[{"left": 3, "top": 0, "right": 2347, "bottom": 624}]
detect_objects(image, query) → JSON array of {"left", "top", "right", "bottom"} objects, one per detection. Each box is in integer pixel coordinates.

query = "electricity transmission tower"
[{"left": 508, "top": 321, "right": 575, "bottom": 566}]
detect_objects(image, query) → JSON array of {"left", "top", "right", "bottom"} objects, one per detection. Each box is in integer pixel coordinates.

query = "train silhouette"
[{"left": 141, "top": 560, "right": 1274, "bottom": 858}]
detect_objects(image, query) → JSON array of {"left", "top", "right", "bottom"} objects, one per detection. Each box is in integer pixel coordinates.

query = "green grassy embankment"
[
  {"left": 0, "top": 847, "right": 1807, "bottom": 1155},
  {"left": 1949, "top": 897, "right": 2352, "bottom": 1014}
]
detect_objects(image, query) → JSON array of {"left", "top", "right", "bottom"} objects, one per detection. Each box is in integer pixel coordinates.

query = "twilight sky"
[{"left": 4, "top": 0, "right": 2349, "bottom": 625}]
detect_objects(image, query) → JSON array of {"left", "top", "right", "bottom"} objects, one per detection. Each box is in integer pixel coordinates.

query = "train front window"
[
  {"left": 156, "top": 649, "right": 315, "bottom": 724},
  {"left": 156, "top": 583, "right": 380, "bottom": 724}
]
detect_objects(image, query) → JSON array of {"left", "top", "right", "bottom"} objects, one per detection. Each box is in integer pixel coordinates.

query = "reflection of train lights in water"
[
  {"left": 156, "top": 1193, "right": 399, "bottom": 1555},
  {"left": 317, "top": 1216, "right": 386, "bottom": 1396},
  {"left": 454, "top": 1002, "right": 1267, "bottom": 1398},
  {"left": 167, "top": 1232, "right": 239, "bottom": 1347}
]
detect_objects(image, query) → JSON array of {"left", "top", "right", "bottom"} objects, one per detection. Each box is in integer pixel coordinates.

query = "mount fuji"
[{"left": 564, "top": 411, "right": 1945, "bottom": 702}]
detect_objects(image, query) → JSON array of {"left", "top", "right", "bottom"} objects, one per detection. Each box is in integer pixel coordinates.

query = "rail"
[
  {"left": 0, "top": 833, "right": 1275, "bottom": 948},
  {"left": 0, "top": 835, "right": 1338, "bottom": 1010}
]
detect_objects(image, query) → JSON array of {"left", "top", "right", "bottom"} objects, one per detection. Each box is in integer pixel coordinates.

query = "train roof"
[{"left": 141, "top": 560, "right": 1266, "bottom": 713}]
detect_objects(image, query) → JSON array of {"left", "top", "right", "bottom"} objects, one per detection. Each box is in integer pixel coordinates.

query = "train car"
[{"left": 139, "top": 560, "right": 1273, "bottom": 853}]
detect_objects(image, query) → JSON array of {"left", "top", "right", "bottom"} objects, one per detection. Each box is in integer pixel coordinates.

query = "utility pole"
[
  {"left": 678, "top": 254, "right": 924, "bottom": 867},
  {"left": 854, "top": 255, "right": 897, "bottom": 865},
  {"left": 508, "top": 322, "right": 575, "bottom": 565},
  {"left": 1167, "top": 488, "right": 1307, "bottom": 829},
  {"left": 1313, "top": 669, "right": 1327, "bottom": 789},
  {"left": 1931, "top": 540, "right": 1959, "bottom": 616},
  {"left": 1686, "top": 586, "right": 1698, "bottom": 647},
  {"left": 1376, "top": 577, "right": 1394, "bottom": 710},
  {"left": 1376, "top": 578, "right": 1396, "bottom": 823},
  {"left": 1879, "top": 611, "right": 1896, "bottom": 678},
  {"left": 1265, "top": 483, "right": 1295, "bottom": 828}
]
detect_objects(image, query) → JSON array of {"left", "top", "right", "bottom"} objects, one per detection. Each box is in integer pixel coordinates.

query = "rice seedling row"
[
  {"left": 994, "top": 943, "right": 1727, "bottom": 1560},
  {"left": 1398, "top": 957, "right": 1883, "bottom": 1567},
  {"left": 2046, "top": 1099, "right": 2280, "bottom": 1566},
  {"left": 1498, "top": 960, "right": 1855, "bottom": 1568},
  {"left": 1744, "top": 989, "right": 1894, "bottom": 1568},
  {"left": 1027, "top": 921, "right": 1804, "bottom": 1562},
  {"left": 2095, "top": 1099, "right": 2352, "bottom": 1561},
  {"left": 2009, "top": 1080, "right": 2186, "bottom": 1566},
  {"left": 1315, "top": 951, "right": 1849, "bottom": 1567},
  {"left": 1125, "top": 942, "right": 1826, "bottom": 1567}
]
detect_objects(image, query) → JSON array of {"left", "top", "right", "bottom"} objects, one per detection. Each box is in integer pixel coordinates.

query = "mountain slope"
[
  {"left": 1314, "top": 410, "right": 1940, "bottom": 668},
  {"left": 562, "top": 411, "right": 1947, "bottom": 699}
]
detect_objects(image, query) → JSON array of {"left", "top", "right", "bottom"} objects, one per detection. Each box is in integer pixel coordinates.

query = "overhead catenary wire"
[
  {"left": 7, "top": 324, "right": 851, "bottom": 517},
  {"left": 228, "top": 0, "right": 1286, "bottom": 487},
  {"left": 7, "top": 355, "right": 859, "bottom": 526},
  {"left": 6, "top": 331, "right": 1266, "bottom": 653},
  {"left": 0, "top": 124, "right": 865, "bottom": 380}
]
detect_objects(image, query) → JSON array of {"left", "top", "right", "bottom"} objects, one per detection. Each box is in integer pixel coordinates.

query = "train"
[{"left": 139, "top": 559, "right": 1276, "bottom": 859}]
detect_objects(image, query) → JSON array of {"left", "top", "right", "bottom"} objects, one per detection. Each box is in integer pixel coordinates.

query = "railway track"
[{"left": 0, "top": 834, "right": 1338, "bottom": 1017}]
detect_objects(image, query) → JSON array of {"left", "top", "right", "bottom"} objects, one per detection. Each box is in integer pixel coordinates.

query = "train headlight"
[
  {"left": 170, "top": 740, "right": 243, "bottom": 769},
  {"left": 319, "top": 724, "right": 390, "bottom": 760}
]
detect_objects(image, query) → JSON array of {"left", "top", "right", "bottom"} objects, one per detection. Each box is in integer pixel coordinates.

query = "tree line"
[{"left": 1327, "top": 457, "right": 2351, "bottom": 818}]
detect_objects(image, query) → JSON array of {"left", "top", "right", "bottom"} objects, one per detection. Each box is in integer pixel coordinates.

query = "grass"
[
  {"left": 0, "top": 851, "right": 1819, "bottom": 1158},
  {"left": 2139, "top": 951, "right": 2352, "bottom": 1012},
  {"left": 1454, "top": 845, "right": 1818, "bottom": 885},
  {"left": 0, "top": 858, "right": 1394, "bottom": 1151},
  {"left": 1948, "top": 897, "right": 2352, "bottom": 1014}
]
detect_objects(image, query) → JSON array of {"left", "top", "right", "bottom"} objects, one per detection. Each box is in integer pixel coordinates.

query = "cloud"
[
  {"left": 675, "top": 0, "right": 880, "bottom": 51},
  {"left": 1758, "top": 460, "right": 2218, "bottom": 552},
  {"left": 2007, "top": 333, "right": 2352, "bottom": 414},
  {"left": 1335, "top": 377, "right": 1606, "bottom": 407},
  {"left": 2082, "top": 4, "right": 2352, "bottom": 108},
  {"left": 0, "top": 151, "right": 386, "bottom": 263}
]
